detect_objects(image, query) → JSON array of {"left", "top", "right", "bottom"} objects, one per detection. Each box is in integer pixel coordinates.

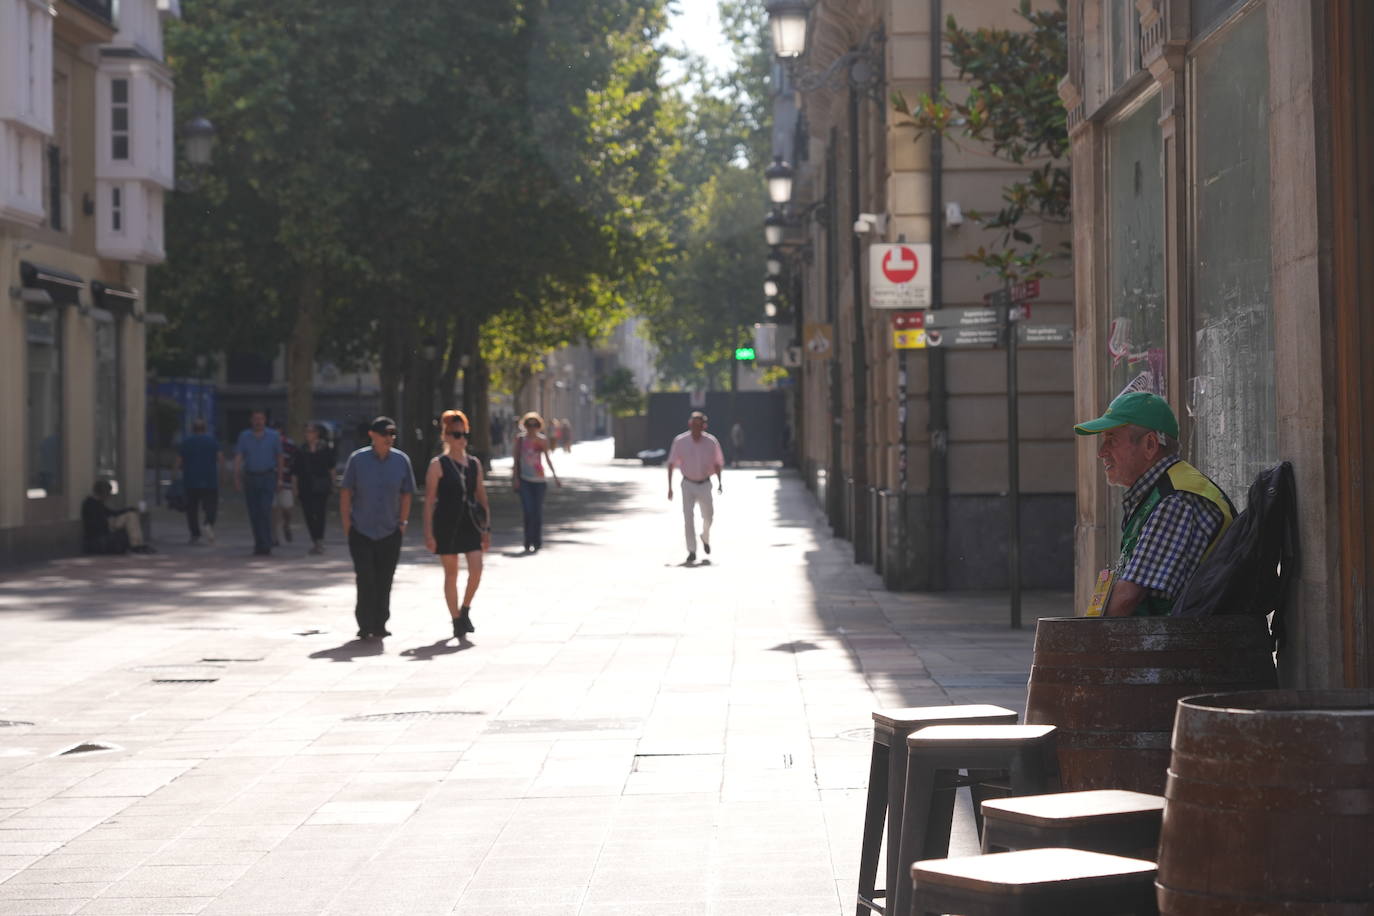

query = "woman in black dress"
[
  {"left": 423, "top": 409, "right": 491, "bottom": 639},
  {"left": 291, "top": 423, "right": 336, "bottom": 554}
]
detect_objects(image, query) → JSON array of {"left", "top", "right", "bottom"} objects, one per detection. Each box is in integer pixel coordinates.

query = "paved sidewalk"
[{"left": 0, "top": 439, "right": 1069, "bottom": 915}]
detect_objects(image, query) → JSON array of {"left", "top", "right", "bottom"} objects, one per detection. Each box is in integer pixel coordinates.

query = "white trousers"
[
  {"left": 108, "top": 510, "right": 145, "bottom": 548},
  {"left": 681, "top": 479, "right": 713, "bottom": 553}
]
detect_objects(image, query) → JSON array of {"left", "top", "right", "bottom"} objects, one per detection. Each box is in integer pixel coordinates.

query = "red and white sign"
[{"left": 869, "top": 243, "right": 932, "bottom": 309}]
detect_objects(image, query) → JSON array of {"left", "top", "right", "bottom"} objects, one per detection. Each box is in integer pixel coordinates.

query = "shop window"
[
  {"left": 1189, "top": 9, "right": 1275, "bottom": 504},
  {"left": 1106, "top": 93, "right": 1166, "bottom": 400},
  {"left": 26, "top": 305, "right": 62, "bottom": 498},
  {"left": 95, "top": 317, "right": 120, "bottom": 484}
]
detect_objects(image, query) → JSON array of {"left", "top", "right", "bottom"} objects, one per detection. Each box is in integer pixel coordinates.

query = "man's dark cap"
[{"left": 369, "top": 416, "right": 398, "bottom": 434}]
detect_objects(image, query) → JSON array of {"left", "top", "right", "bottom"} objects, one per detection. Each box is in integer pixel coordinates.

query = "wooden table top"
[
  {"left": 981, "top": 789, "right": 1165, "bottom": 826},
  {"left": 912, "top": 847, "right": 1156, "bottom": 893}
]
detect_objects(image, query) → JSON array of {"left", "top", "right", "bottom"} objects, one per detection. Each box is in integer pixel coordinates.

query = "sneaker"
[{"left": 204, "top": 524, "right": 215, "bottom": 544}]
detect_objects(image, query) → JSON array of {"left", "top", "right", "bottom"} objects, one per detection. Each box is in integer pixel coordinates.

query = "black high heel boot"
[{"left": 459, "top": 605, "right": 475, "bottom": 633}]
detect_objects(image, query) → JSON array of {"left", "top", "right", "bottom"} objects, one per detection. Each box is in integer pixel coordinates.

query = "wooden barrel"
[
  {"left": 1023, "top": 616, "right": 1276, "bottom": 794},
  {"left": 1158, "top": 689, "right": 1374, "bottom": 914}
]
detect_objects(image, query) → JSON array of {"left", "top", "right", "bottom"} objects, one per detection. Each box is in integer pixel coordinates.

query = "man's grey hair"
[{"left": 1130, "top": 425, "right": 1180, "bottom": 456}]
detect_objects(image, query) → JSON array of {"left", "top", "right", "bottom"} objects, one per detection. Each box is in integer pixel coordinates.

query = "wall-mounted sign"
[
  {"left": 803, "top": 322, "right": 833, "bottom": 358},
  {"left": 869, "top": 243, "right": 933, "bottom": 309}
]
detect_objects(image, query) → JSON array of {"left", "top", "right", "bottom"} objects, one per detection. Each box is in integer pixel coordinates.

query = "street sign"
[
  {"left": 753, "top": 322, "right": 779, "bottom": 362},
  {"left": 985, "top": 279, "right": 1042, "bottom": 305},
  {"left": 922, "top": 326, "right": 1003, "bottom": 348},
  {"left": 922, "top": 307, "right": 1001, "bottom": 329},
  {"left": 803, "top": 322, "right": 833, "bottom": 358},
  {"left": 893, "top": 329, "right": 925, "bottom": 349},
  {"left": 1016, "top": 323, "right": 1073, "bottom": 344},
  {"left": 869, "top": 243, "right": 933, "bottom": 309},
  {"left": 892, "top": 311, "right": 924, "bottom": 330}
]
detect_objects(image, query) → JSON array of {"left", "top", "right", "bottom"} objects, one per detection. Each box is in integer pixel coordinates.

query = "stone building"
[
  {"left": 1061, "top": 0, "right": 1373, "bottom": 686},
  {"left": 774, "top": 0, "right": 1077, "bottom": 593},
  {"left": 0, "top": 0, "right": 178, "bottom": 563}
]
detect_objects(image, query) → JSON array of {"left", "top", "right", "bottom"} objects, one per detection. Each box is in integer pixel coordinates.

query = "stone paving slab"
[{"left": 0, "top": 439, "right": 1067, "bottom": 914}]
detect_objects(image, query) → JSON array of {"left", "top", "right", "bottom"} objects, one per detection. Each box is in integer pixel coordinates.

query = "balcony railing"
[{"left": 67, "top": 0, "right": 114, "bottom": 25}]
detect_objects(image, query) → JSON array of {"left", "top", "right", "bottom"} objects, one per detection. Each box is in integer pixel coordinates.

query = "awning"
[
  {"left": 90, "top": 281, "right": 140, "bottom": 317},
  {"left": 20, "top": 261, "right": 84, "bottom": 308}
]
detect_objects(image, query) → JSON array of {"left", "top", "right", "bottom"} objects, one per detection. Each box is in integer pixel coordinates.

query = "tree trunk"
[
  {"left": 379, "top": 325, "right": 401, "bottom": 422},
  {"left": 470, "top": 354, "right": 493, "bottom": 470},
  {"left": 286, "top": 270, "right": 323, "bottom": 437}
]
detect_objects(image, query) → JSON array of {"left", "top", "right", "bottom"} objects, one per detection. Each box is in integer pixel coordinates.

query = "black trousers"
[
  {"left": 348, "top": 528, "right": 402, "bottom": 634},
  {"left": 185, "top": 487, "right": 218, "bottom": 538},
  {"left": 300, "top": 490, "right": 328, "bottom": 541}
]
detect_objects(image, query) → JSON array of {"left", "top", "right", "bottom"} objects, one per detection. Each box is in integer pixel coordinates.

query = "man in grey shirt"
[{"left": 340, "top": 417, "right": 415, "bottom": 639}]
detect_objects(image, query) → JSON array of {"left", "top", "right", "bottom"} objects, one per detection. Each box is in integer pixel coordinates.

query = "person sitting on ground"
[{"left": 81, "top": 480, "right": 153, "bottom": 555}]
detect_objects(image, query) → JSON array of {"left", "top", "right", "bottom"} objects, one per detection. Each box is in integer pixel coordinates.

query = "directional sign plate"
[
  {"left": 1016, "top": 323, "right": 1074, "bottom": 344},
  {"left": 923, "top": 307, "right": 1001, "bottom": 329},
  {"left": 923, "top": 326, "right": 1004, "bottom": 348},
  {"left": 893, "top": 329, "right": 925, "bottom": 350}
]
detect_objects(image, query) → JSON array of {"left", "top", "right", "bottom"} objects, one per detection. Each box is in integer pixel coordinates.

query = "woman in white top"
[{"left": 512, "top": 412, "right": 560, "bottom": 552}]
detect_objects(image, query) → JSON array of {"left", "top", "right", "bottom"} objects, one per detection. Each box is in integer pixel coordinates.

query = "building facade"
[
  {"left": 1, "top": 0, "right": 177, "bottom": 564},
  {"left": 1062, "top": 0, "right": 1374, "bottom": 687},
  {"left": 780, "top": 0, "right": 1077, "bottom": 593}
]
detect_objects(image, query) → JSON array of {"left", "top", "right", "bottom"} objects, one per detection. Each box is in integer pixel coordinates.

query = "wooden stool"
[
  {"left": 891, "top": 724, "right": 1059, "bottom": 916},
  {"left": 911, "top": 847, "right": 1158, "bottom": 915},
  {"left": 981, "top": 789, "right": 1165, "bottom": 860},
  {"left": 856, "top": 705, "right": 1019, "bottom": 915}
]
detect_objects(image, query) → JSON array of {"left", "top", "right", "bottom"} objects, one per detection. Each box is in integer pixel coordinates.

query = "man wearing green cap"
[{"left": 1074, "top": 391, "right": 1236, "bottom": 617}]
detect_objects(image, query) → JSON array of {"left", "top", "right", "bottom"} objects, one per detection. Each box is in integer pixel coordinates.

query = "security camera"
[
  {"left": 945, "top": 201, "right": 964, "bottom": 228},
  {"left": 853, "top": 212, "right": 888, "bottom": 236}
]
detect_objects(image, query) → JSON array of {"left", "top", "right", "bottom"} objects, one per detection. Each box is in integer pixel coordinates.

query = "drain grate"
[
  {"left": 152, "top": 678, "right": 219, "bottom": 684},
  {"left": 0, "top": 720, "right": 34, "bottom": 728},
  {"left": 345, "top": 710, "right": 484, "bottom": 722}
]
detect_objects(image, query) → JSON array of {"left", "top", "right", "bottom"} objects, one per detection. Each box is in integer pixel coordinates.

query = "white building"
[{"left": 0, "top": 0, "right": 177, "bottom": 563}]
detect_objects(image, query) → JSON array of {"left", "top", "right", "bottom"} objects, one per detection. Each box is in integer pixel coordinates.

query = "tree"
[
  {"left": 596, "top": 367, "right": 646, "bottom": 417},
  {"left": 891, "top": 0, "right": 1069, "bottom": 282}
]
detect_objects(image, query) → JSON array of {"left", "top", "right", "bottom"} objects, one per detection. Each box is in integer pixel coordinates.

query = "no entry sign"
[{"left": 869, "top": 243, "right": 932, "bottom": 309}]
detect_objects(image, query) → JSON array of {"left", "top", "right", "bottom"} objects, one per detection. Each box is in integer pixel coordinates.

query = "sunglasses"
[{"left": 447, "top": 430, "right": 468, "bottom": 439}]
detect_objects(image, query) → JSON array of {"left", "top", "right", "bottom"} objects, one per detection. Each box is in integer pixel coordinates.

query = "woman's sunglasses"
[{"left": 446, "top": 429, "right": 468, "bottom": 439}]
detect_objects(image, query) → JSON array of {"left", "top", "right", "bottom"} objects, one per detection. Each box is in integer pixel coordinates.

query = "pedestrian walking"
[
  {"left": 292, "top": 423, "right": 336, "bottom": 555},
  {"left": 176, "top": 417, "right": 221, "bottom": 545},
  {"left": 560, "top": 418, "right": 574, "bottom": 453},
  {"left": 233, "top": 409, "right": 283, "bottom": 556},
  {"left": 271, "top": 421, "right": 298, "bottom": 546},
  {"left": 82, "top": 480, "right": 152, "bottom": 554},
  {"left": 729, "top": 420, "right": 745, "bottom": 467},
  {"left": 424, "top": 410, "right": 491, "bottom": 639},
  {"left": 667, "top": 410, "right": 724, "bottom": 564},
  {"left": 340, "top": 417, "right": 415, "bottom": 639},
  {"left": 490, "top": 413, "right": 506, "bottom": 458},
  {"left": 513, "top": 412, "right": 560, "bottom": 553},
  {"left": 1074, "top": 392, "right": 1235, "bottom": 616}
]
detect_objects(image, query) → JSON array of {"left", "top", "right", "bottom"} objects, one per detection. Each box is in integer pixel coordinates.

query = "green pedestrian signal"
[{"left": 734, "top": 347, "right": 756, "bottom": 361}]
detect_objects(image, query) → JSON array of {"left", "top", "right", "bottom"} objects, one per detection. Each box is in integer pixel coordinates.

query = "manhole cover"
[
  {"left": 133, "top": 664, "right": 226, "bottom": 674},
  {"left": 345, "top": 711, "right": 484, "bottom": 722},
  {"left": 0, "top": 720, "right": 34, "bottom": 728},
  {"left": 151, "top": 678, "right": 219, "bottom": 684},
  {"left": 483, "top": 717, "right": 641, "bottom": 735}
]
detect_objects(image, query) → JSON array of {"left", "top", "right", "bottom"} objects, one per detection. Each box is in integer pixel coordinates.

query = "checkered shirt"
[{"left": 1119, "top": 456, "right": 1227, "bottom": 599}]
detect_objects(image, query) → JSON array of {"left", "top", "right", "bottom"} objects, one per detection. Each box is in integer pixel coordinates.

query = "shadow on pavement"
[
  {"left": 308, "top": 638, "right": 386, "bottom": 662},
  {"left": 400, "top": 638, "right": 474, "bottom": 661}
]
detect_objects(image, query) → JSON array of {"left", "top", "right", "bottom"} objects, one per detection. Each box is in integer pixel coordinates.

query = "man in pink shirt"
[{"left": 667, "top": 411, "right": 725, "bottom": 564}]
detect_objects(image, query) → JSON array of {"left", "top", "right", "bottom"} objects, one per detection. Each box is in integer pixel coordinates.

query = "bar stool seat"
[
  {"left": 911, "top": 846, "right": 1158, "bottom": 916},
  {"left": 892, "top": 724, "right": 1060, "bottom": 916},
  {"left": 856, "top": 705, "right": 1019, "bottom": 916},
  {"left": 981, "top": 789, "right": 1165, "bottom": 860}
]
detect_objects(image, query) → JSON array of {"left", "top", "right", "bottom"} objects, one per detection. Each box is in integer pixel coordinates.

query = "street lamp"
[
  {"left": 764, "top": 278, "right": 779, "bottom": 299},
  {"left": 765, "top": 0, "right": 810, "bottom": 58},
  {"left": 420, "top": 337, "right": 439, "bottom": 362},
  {"left": 766, "top": 251, "right": 783, "bottom": 277},
  {"left": 765, "top": 156, "right": 794, "bottom": 205},
  {"left": 765, "top": 301, "right": 778, "bottom": 318},
  {"left": 183, "top": 116, "right": 216, "bottom": 167},
  {"left": 765, "top": 210, "right": 787, "bottom": 247}
]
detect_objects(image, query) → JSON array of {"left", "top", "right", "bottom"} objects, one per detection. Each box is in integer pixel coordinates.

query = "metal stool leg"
[{"left": 856, "top": 740, "right": 888, "bottom": 915}]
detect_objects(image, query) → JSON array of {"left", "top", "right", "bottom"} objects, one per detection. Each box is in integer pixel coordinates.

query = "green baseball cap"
[{"left": 1074, "top": 391, "right": 1179, "bottom": 438}]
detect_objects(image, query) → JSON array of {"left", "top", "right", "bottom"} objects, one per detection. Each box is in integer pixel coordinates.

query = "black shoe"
[
  {"left": 702, "top": 541, "right": 711, "bottom": 555},
  {"left": 357, "top": 629, "right": 370, "bottom": 639},
  {"left": 459, "top": 606, "right": 475, "bottom": 634},
  {"left": 452, "top": 617, "right": 464, "bottom": 639},
  {"left": 686, "top": 552, "right": 696, "bottom": 564},
  {"left": 378, "top": 629, "right": 392, "bottom": 638},
  {"left": 253, "top": 548, "right": 270, "bottom": 556}
]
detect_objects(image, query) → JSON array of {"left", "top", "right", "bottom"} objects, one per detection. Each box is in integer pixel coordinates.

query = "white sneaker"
[{"left": 204, "top": 523, "right": 215, "bottom": 545}]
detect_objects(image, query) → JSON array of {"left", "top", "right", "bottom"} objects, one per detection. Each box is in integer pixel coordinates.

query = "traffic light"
[{"left": 734, "top": 347, "right": 756, "bottom": 361}]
